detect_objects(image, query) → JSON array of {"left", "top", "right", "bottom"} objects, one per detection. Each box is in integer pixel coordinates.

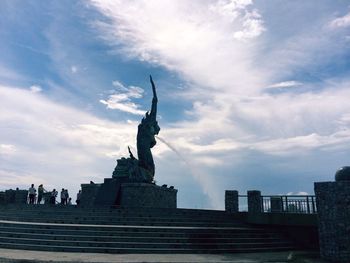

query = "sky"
[{"left": 1, "top": 0, "right": 350, "bottom": 209}]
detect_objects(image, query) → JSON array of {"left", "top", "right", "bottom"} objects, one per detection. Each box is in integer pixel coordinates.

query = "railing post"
[
  {"left": 225, "top": 190, "right": 238, "bottom": 213},
  {"left": 311, "top": 196, "right": 316, "bottom": 213},
  {"left": 306, "top": 196, "right": 310, "bottom": 214},
  {"left": 284, "top": 196, "right": 288, "bottom": 212},
  {"left": 247, "top": 190, "right": 262, "bottom": 214}
]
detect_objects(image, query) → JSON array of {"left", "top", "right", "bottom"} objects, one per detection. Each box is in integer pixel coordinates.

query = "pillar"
[
  {"left": 247, "top": 190, "right": 262, "bottom": 214},
  {"left": 225, "top": 190, "right": 238, "bottom": 213},
  {"left": 314, "top": 166, "right": 350, "bottom": 262}
]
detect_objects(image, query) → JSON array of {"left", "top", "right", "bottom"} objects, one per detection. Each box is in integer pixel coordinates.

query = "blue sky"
[{"left": 1, "top": 0, "right": 350, "bottom": 209}]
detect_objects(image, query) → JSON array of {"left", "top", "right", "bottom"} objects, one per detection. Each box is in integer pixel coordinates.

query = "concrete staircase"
[{"left": 0, "top": 205, "right": 295, "bottom": 253}]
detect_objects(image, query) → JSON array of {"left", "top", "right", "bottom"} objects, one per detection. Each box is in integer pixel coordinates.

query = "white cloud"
[
  {"left": 100, "top": 80, "right": 145, "bottom": 115},
  {"left": 29, "top": 85, "right": 42, "bottom": 93},
  {"left": 0, "top": 84, "right": 138, "bottom": 195},
  {"left": 233, "top": 10, "right": 265, "bottom": 40},
  {"left": 71, "top": 65, "right": 78, "bottom": 73},
  {"left": 329, "top": 11, "right": 350, "bottom": 28},
  {"left": 90, "top": 0, "right": 267, "bottom": 95},
  {"left": 287, "top": 191, "right": 309, "bottom": 196},
  {"left": 0, "top": 144, "right": 16, "bottom": 155},
  {"left": 267, "top": 81, "right": 303, "bottom": 89}
]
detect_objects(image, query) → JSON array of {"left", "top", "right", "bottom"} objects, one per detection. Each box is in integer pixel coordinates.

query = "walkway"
[{"left": 0, "top": 248, "right": 326, "bottom": 263}]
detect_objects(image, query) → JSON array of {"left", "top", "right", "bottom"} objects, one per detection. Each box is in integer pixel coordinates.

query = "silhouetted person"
[
  {"left": 64, "top": 189, "right": 69, "bottom": 205},
  {"left": 37, "top": 184, "right": 46, "bottom": 204},
  {"left": 68, "top": 197, "right": 72, "bottom": 205},
  {"left": 76, "top": 190, "right": 82, "bottom": 205},
  {"left": 50, "top": 189, "right": 58, "bottom": 204},
  {"left": 28, "top": 184, "right": 36, "bottom": 204},
  {"left": 60, "top": 188, "right": 65, "bottom": 205}
]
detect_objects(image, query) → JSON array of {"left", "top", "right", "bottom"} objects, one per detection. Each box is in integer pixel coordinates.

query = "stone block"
[
  {"left": 15, "top": 190, "right": 28, "bottom": 204},
  {"left": 248, "top": 190, "right": 262, "bottom": 214},
  {"left": 120, "top": 183, "right": 177, "bottom": 208},
  {"left": 225, "top": 190, "right": 238, "bottom": 213},
  {"left": 94, "top": 178, "right": 123, "bottom": 206},
  {"left": 80, "top": 183, "right": 101, "bottom": 207},
  {"left": 4, "top": 189, "right": 16, "bottom": 204}
]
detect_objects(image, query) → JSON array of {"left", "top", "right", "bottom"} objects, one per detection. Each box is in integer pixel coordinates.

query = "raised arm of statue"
[
  {"left": 150, "top": 75, "right": 157, "bottom": 119},
  {"left": 128, "top": 146, "right": 136, "bottom": 160}
]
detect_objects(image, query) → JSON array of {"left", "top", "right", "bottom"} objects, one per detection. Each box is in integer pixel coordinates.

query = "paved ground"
[{"left": 0, "top": 249, "right": 328, "bottom": 263}]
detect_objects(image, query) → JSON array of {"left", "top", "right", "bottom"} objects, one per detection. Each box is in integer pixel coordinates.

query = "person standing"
[
  {"left": 37, "top": 184, "right": 46, "bottom": 204},
  {"left": 50, "top": 189, "right": 58, "bottom": 205},
  {"left": 76, "top": 190, "right": 82, "bottom": 205},
  {"left": 60, "top": 188, "right": 66, "bottom": 205},
  {"left": 28, "top": 184, "right": 36, "bottom": 204},
  {"left": 64, "top": 189, "right": 69, "bottom": 205}
]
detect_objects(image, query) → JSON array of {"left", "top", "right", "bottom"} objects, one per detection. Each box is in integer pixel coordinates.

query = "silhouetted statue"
[
  {"left": 136, "top": 76, "right": 160, "bottom": 182},
  {"left": 112, "top": 76, "right": 160, "bottom": 183}
]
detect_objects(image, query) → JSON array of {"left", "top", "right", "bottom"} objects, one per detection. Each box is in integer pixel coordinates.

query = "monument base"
[
  {"left": 81, "top": 179, "right": 177, "bottom": 208},
  {"left": 120, "top": 183, "right": 177, "bottom": 208}
]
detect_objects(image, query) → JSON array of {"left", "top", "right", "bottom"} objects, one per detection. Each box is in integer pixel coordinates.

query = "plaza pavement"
[{"left": 0, "top": 248, "right": 328, "bottom": 263}]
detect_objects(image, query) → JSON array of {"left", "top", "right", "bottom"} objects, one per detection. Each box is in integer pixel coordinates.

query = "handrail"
[{"left": 237, "top": 194, "right": 317, "bottom": 214}]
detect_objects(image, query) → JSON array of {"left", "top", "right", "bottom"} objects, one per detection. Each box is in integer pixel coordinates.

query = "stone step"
[
  {"left": 0, "top": 206, "right": 296, "bottom": 254},
  {"left": 0, "top": 225, "right": 282, "bottom": 239},
  {"left": 0, "top": 210, "right": 240, "bottom": 222},
  {"left": 0, "top": 236, "right": 293, "bottom": 249},
  {"left": 0, "top": 212, "right": 241, "bottom": 222},
  {"left": 0, "top": 231, "right": 284, "bottom": 243},
  {"left": 0, "top": 241, "right": 295, "bottom": 253},
  {"left": 0, "top": 206, "right": 242, "bottom": 219},
  {"left": 0, "top": 220, "right": 271, "bottom": 233},
  {"left": 1, "top": 218, "right": 243, "bottom": 227}
]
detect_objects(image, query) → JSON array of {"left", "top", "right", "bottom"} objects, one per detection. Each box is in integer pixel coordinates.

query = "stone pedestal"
[
  {"left": 315, "top": 181, "right": 350, "bottom": 262},
  {"left": 93, "top": 178, "right": 123, "bottom": 206},
  {"left": 248, "top": 190, "right": 262, "bottom": 214},
  {"left": 80, "top": 183, "right": 101, "bottom": 207},
  {"left": 225, "top": 190, "right": 238, "bottom": 213},
  {"left": 120, "top": 183, "right": 177, "bottom": 208}
]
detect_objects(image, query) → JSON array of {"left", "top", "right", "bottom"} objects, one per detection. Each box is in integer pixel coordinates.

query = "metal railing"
[
  {"left": 261, "top": 195, "right": 317, "bottom": 214},
  {"left": 238, "top": 195, "right": 248, "bottom": 212},
  {"left": 237, "top": 194, "right": 317, "bottom": 214}
]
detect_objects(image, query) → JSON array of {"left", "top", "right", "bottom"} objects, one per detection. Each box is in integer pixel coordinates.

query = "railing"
[
  {"left": 237, "top": 194, "right": 317, "bottom": 214},
  {"left": 238, "top": 195, "right": 248, "bottom": 212},
  {"left": 261, "top": 195, "right": 317, "bottom": 214}
]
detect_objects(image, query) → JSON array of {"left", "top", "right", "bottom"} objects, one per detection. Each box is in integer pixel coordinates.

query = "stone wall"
[
  {"left": 15, "top": 190, "right": 28, "bottom": 204},
  {"left": 0, "top": 189, "right": 28, "bottom": 205},
  {"left": 120, "top": 183, "right": 177, "bottom": 208},
  {"left": 315, "top": 181, "right": 350, "bottom": 262}
]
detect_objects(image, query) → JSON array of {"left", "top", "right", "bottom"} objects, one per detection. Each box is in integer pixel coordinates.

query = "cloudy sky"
[{"left": 1, "top": 0, "right": 350, "bottom": 209}]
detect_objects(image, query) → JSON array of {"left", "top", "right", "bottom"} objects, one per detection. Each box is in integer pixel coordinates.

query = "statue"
[{"left": 112, "top": 76, "right": 160, "bottom": 183}]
